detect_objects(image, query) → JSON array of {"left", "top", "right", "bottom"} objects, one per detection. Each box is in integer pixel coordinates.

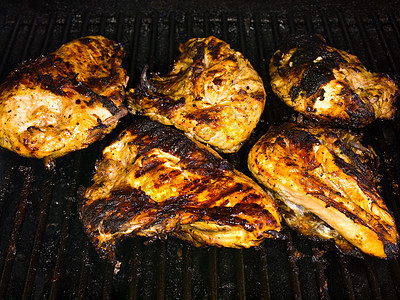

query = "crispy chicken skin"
[
  {"left": 248, "top": 121, "right": 399, "bottom": 258},
  {"left": 128, "top": 36, "right": 266, "bottom": 153},
  {"left": 0, "top": 35, "right": 128, "bottom": 166},
  {"left": 269, "top": 34, "right": 398, "bottom": 127},
  {"left": 79, "top": 118, "right": 281, "bottom": 263}
]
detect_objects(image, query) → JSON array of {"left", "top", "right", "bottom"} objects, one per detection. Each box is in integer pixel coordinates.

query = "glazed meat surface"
[
  {"left": 0, "top": 35, "right": 128, "bottom": 166},
  {"left": 80, "top": 118, "right": 281, "bottom": 263},
  {"left": 248, "top": 121, "right": 399, "bottom": 258},
  {"left": 269, "top": 34, "right": 398, "bottom": 127},
  {"left": 128, "top": 36, "right": 266, "bottom": 153}
]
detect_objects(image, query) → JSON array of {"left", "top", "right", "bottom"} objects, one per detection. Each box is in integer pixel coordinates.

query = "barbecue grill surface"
[{"left": 1, "top": 1, "right": 400, "bottom": 299}]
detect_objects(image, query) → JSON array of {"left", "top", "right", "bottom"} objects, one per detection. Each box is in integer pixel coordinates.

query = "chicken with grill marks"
[
  {"left": 0, "top": 35, "right": 128, "bottom": 167},
  {"left": 79, "top": 118, "right": 282, "bottom": 263},
  {"left": 248, "top": 120, "right": 399, "bottom": 258},
  {"left": 269, "top": 33, "right": 398, "bottom": 127},
  {"left": 128, "top": 36, "right": 266, "bottom": 153}
]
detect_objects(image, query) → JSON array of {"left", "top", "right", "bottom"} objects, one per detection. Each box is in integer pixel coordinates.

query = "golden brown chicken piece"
[
  {"left": 128, "top": 36, "right": 266, "bottom": 153},
  {"left": 0, "top": 35, "right": 128, "bottom": 167},
  {"left": 269, "top": 33, "right": 398, "bottom": 127},
  {"left": 248, "top": 121, "right": 399, "bottom": 258},
  {"left": 79, "top": 118, "right": 281, "bottom": 263}
]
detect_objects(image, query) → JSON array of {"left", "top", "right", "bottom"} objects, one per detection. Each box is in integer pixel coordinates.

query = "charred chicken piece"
[
  {"left": 269, "top": 33, "right": 398, "bottom": 127},
  {"left": 128, "top": 36, "right": 266, "bottom": 153},
  {"left": 0, "top": 35, "right": 128, "bottom": 167},
  {"left": 248, "top": 121, "right": 399, "bottom": 258},
  {"left": 80, "top": 118, "right": 281, "bottom": 263}
]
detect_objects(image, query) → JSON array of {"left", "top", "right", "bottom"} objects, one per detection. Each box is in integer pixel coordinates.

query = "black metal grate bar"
[
  {"left": 372, "top": 13, "right": 399, "bottom": 74},
  {"left": 284, "top": 229, "right": 302, "bottom": 300},
  {"left": 48, "top": 154, "right": 83, "bottom": 299},
  {"left": 320, "top": 11, "right": 334, "bottom": 45},
  {"left": 253, "top": 13, "right": 274, "bottom": 125},
  {"left": 20, "top": 15, "right": 38, "bottom": 61},
  {"left": 337, "top": 255, "right": 355, "bottom": 300},
  {"left": 148, "top": 12, "right": 159, "bottom": 72},
  {"left": 127, "top": 239, "right": 141, "bottom": 300},
  {"left": 21, "top": 172, "right": 55, "bottom": 300},
  {"left": 182, "top": 245, "right": 192, "bottom": 299},
  {"left": 186, "top": 12, "right": 193, "bottom": 40},
  {"left": 204, "top": 12, "right": 210, "bottom": 37},
  {"left": 208, "top": 247, "right": 218, "bottom": 300},
  {"left": 305, "top": 12, "right": 314, "bottom": 32},
  {"left": 234, "top": 249, "right": 246, "bottom": 300},
  {"left": 389, "top": 259, "right": 400, "bottom": 297},
  {"left": 355, "top": 12, "right": 379, "bottom": 71},
  {"left": 0, "top": 15, "right": 21, "bottom": 77},
  {"left": 311, "top": 247, "right": 330, "bottom": 300},
  {"left": 0, "top": 166, "right": 34, "bottom": 299},
  {"left": 101, "top": 261, "right": 114, "bottom": 299},
  {"left": 168, "top": 12, "right": 176, "bottom": 65},
  {"left": 127, "top": 13, "right": 141, "bottom": 88},
  {"left": 45, "top": 15, "right": 79, "bottom": 298},
  {"left": 156, "top": 241, "right": 167, "bottom": 299},
  {"left": 0, "top": 159, "right": 15, "bottom": 220},
  {"left": 364, "top": 256, "right": 383, "bottom": 300},
  {"left": 76, "top": 241, "right": 90, "bottom": 300},
  {"left": 258, "top": 244, "right": 271, "bottom": 300}
]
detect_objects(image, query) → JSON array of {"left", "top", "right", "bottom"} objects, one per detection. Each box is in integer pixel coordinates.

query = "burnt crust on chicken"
[
  {"left": 248, "top": 121, "right": 399, "bottom": 258},
  {"left": 269, "top": 33, "right": 398, "bottom": 127},
  {"left": 79, "top": 118, "right": 281, "bottom": 263},
  {"left": 128, "top": 36, "right": 266, "bottom": 153},
  {"left": 0, "top": 35, "right": 128, "bottom": 166}
]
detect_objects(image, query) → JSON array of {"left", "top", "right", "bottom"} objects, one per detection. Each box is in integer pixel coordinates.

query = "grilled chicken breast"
[
  {"left": 128, "top": 36, "right": 266, "bottom": 153},
  {"left": 269, "top": 33, "right": 398, "bottom": 127},
  {"left": 248, "top": 121, "right": 399, "bottom": 258},
  {"left": 0, "top": 35, "right": 128, "bottom": 167},
  {"left": 80, "top": 118, "right": 281, "bottom": 263}
]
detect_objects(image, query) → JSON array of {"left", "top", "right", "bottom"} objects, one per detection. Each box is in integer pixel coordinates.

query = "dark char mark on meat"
[
  {"left": 132, "top": 80, "right": 186, "bottom": 116},
  {"left": 265, "top": 122, "right": 319, "bottom": 153},
  {"left": 295, "top": 123, "right": 394, "bottom": 250},
  {"left": 193, "top": 40, "right": 206, "bottom": 62},
  {"left": 333, "top": 154, "right": 379, "bottom": 202},
  {"left": 82, "top": 185, "right": 275, "bottom": 238},
  {"left": 207, "top": 38, "right": 224, "bottom": 60},
  {"left": 339, "top": 136, "right": 380, "bottom": 184},
  {"left": 345, "top": 93, "right": 375, "bottom": 126},
  {"left": 275, "top": 33, "right": 346, "bottom": 101},
  {"left": 80, "top": 119, "right": 279, "bottom": 246},
  {"left": 127, "top": 118, "right": 233, "bottom": 175},
  {"left": 82, "top": 187, "right": 157, "bottom": 235},
  {"left": 2, "top": 45, "right": 121, "bottom": 116}
]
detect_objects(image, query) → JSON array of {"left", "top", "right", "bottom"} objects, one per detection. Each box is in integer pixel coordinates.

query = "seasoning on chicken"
[
  {"left": 269, "top": 33, "right": 398, "bottom": 127},
  {"left": 79, "top": 118, "right": 282, "bottom": 263},
  {"left": 127, "top": 36, "right": 266, "bottom": 153},
  {"left": 0, "top": 35, "right": 128, "bottom": 167},
  {"left": 248, "top": 120, "right": 399, "bottom": 258}
]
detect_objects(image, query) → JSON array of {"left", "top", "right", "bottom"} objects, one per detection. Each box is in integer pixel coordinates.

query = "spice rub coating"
[
  {"left": 80, "top": 118, "right": 281, "bottom": 263},
  {"left": 269, "top": 33, "right": 398, "bottom": 127},
  {"left": 128, "top": 36, "right": 266, "bottom": 153},
  {"left": 0, "top": 35, "right": 128, "bottom": 165},
  {"left": 248, "top": 121, "right": 399, "bottom": 258}
]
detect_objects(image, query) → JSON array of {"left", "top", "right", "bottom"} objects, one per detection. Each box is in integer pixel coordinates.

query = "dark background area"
[
  {"left": 1, "top": 0, "right": 400, "bottom": 299},
  {"left": 4, "top": 0, "right": 400, "bottom": 14}
]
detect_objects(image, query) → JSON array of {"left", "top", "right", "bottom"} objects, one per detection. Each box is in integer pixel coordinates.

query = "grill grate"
[{"left": 0, "top": 7, "right": 400, "bottom": 299}]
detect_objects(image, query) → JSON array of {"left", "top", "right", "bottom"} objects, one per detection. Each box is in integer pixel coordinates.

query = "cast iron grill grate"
[{"left": 0, "top": 8, "right": 400, "bottom": 299}]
